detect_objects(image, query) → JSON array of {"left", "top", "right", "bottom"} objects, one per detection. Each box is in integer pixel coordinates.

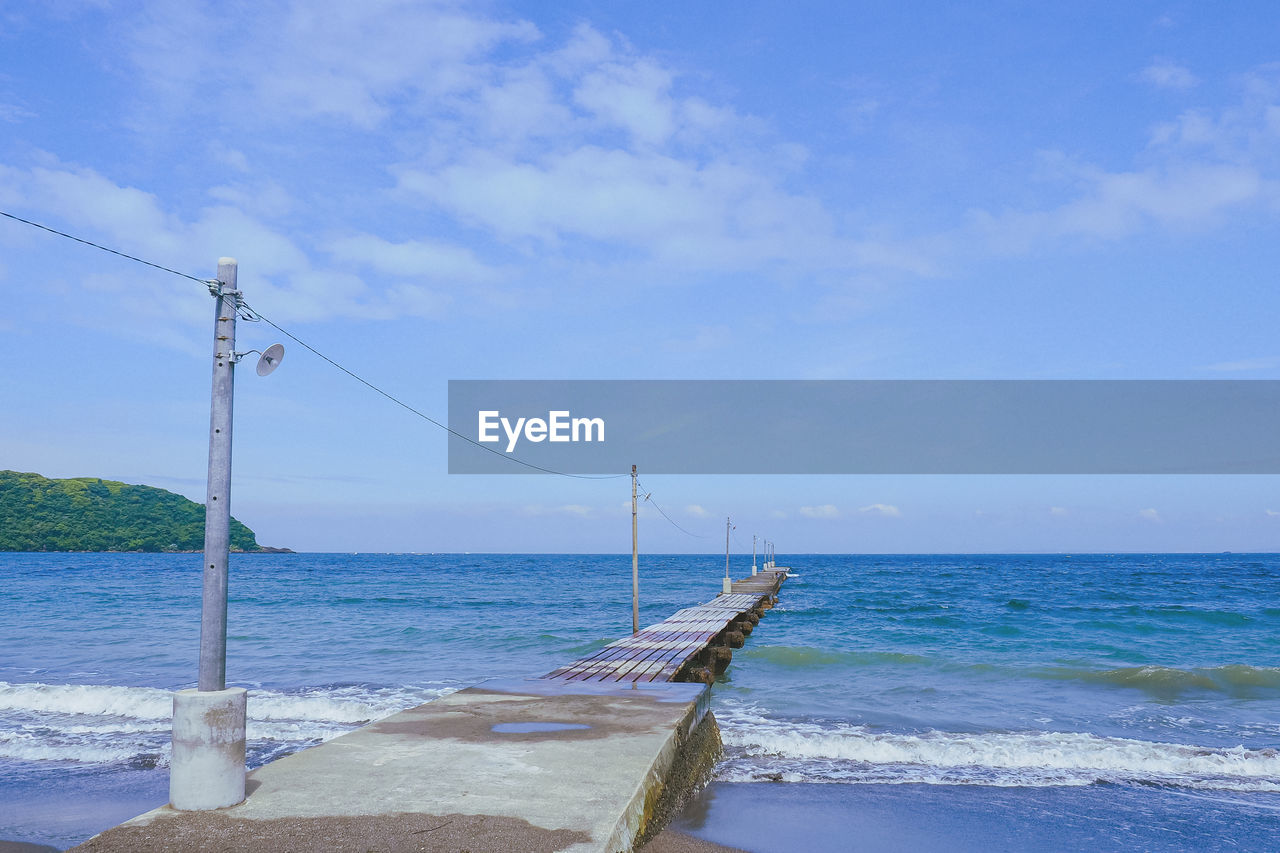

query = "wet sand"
[
  {"left": 640, "top": 828, "right": 749, "bottom": 853},
  {"left": 2, "top": 828, "right": 743, "bottom": 853}
]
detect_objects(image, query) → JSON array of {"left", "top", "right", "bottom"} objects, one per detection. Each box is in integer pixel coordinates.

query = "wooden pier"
[
  {"left": 77, "top": 568, "right": 789, "bottom": 853},
  {"left": 545, "top": 575, "right": 783, "bottom": 686}
]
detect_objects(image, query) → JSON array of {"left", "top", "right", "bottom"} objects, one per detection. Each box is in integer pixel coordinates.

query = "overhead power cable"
[
  {"left": 636, "top": 479, "right": 710, "bottom": 539},
  {"left": 242, "top": 300, "right": 626, "bottom": 480},
  {"left": 0, "top": 210, "right": 213, "bottom": 285},
  {"left": 0, "top": 208, "right": 625, "bottom": 480}
]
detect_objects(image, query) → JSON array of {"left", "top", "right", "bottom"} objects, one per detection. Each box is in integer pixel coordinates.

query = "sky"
[{"left": 2, "top": 0, "right": 1279, "bottom": 553}]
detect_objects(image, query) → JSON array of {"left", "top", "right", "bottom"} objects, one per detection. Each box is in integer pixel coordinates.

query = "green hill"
[{"left": 0, "top": 470, "right": 266, "bottom": 552}]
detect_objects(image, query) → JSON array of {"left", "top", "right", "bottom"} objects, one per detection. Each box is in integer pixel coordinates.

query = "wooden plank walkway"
[{"left": 543, "top": 569, "right": 787, "bottom": 685}]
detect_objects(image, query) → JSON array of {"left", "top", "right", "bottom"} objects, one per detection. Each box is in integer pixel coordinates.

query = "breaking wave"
[
  {"left": 714, "top": 706, "right": 1280, "bottom": 792},
  {"left": 0, "top": 680, "right": 454, "bottom": 767}
]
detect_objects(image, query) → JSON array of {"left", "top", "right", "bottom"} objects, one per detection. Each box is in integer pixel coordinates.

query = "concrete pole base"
[
  {"left": 171, "top": 687, "right": 247, "bottom": 810},
  {"left": 722, "top": 577, "right": 733, "bottom": 594},
  {"left": 751, "top": 565, "right": 758, "bottom": 575}
]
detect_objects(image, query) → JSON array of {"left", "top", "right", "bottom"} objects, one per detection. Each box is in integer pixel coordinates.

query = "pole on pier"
[
  {"left": 631, "top": 465, "right": 639, "bottom": 634},
  {"left": 171, "top": 258, "right": 247, "bottom": 812},
  {"left": 752, "top": 534, "right": 758, "bottom": 576},
  {"left": 723, "top": 517, "right": 733, "bottom": 594}
]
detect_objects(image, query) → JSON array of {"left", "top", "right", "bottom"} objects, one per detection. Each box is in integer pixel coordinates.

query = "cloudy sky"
[{"left": 2, "top": 1, "right": 1279, "bottom": 552}]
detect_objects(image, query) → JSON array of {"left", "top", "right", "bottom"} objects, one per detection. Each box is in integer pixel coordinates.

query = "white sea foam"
[
  {"left": 0, "top": 680, "right": 455, "bottom": 766},
  {"left": 0, "top": 682, "right": 174, "bottom": 719},
  {"left": 714, "top": 706, "right": 1280, "bottom": 792}
]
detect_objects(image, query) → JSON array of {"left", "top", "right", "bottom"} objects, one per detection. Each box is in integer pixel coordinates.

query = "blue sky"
[{"left": 2, "top": 1, "right": 1279, "bottom": 553}]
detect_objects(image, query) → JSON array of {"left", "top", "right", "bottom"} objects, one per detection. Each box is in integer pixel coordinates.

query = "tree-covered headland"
[{"left": 0, "top": 470, "right": 270, "bottom": 552}]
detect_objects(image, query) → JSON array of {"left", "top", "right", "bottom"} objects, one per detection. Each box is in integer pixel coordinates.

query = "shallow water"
[{"left": 2, "top": 552, "right": 1278, "bottom": 850}]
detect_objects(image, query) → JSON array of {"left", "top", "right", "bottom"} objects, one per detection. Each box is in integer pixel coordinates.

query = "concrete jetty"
[{"left": 76, "top": 568, "right": 788, "bottom": 853}]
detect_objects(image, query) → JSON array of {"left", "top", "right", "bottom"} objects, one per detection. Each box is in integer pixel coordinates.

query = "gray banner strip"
[{"left": 447, "top": 380, "right": 1280, "bottom": 474}]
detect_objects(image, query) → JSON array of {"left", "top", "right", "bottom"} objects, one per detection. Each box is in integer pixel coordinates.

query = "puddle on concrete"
[{"left": 491, "top": 722, "right": 593, "bottom": 734}]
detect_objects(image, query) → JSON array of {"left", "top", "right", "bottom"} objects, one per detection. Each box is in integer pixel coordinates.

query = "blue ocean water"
[{"left": 2, "top": 553, "right": 1279, "bottom": 851}]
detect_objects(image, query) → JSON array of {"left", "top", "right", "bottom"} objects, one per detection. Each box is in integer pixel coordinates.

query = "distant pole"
[
  {"left": 723, "top": 517, "right": 733, "bottom": 594},
  {"left": 752, "top": 534, "right": 757, "bottom": 576},
  {"left": 631, "top": 464, "right": 639, "bottom": 634},
  {"left": 199, "top": 258, "right": 238, "bottom": 693}
]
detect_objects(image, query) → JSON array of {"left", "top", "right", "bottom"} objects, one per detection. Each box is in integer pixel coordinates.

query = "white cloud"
[
  {"left": 685, "top": 504, "right": 709, "bottom": 518},
  {"left": 1138, "top": 508, "right": 1162, "bottom": 522},
  {"left": 0, "top": 101, "right": 35, "bottom": 123},
  {"left": 858, "top": 503, "right": 901, "bottom": 518},
  {"left": 1141, "top": 61, "right": 1198, "bottom": 90},
  {"left": 1050, "top": 506, "right": 1068, "bottom": 516},
  {"left": 329, "top": 234, "right": 502, "bottom": 284},
  {"left": 396, "top": 145, "right": 851, "bottom": 275},
  {"left": 125, "top": 0, "right": 541, "bottom": 128},
  {"left": 16, "top": 3, "right": 1280, "bottom": 347},
  {"left": 0, "top": 161, "right": 419, "bottom": 339},
  {"left": 1265, "top": 509, "right": 1280, "bottom": 517},
  {"left": 662, "top": 326, "right": 731, "bottom": 354},
  {"left": 969, "top": 162, "right": 1262, "bottom": 251},
  {"left": 1199, "top": 356, "right": 1280, "bottom": 372},
  {"left": 522, "top": 504, "right": 594, "bottom": 517},
  {"left": 207, "top": 182, "right": 296, "bottom": 219},
  {"left": 800, "top": 504, "right": 840, "bottom": 518},
  {"left": 208, "top": 144, "right": 251, "bottom": 174},
  {"left": 573, "top": 56, "right": 676, "bottom": 146},
  {"left": 966, "top": 67, "right": 1280, "bottom": 255}
]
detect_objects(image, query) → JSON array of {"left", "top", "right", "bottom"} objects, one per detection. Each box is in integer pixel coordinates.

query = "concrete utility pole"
[
  {"left": 631, "top": 465, "right": 639, "bottom": 634},
  {"left": 723, "top": 517, "right": 733, "bottom": 594},
  {"left": 171, "top": 258, "right": 248, "bottom": 812},
  {"left": 752, "top": 534, "right": 758, "bottom": 576},
  {"left": 200, "top": 258, "right": 237, "bottom": 694}
]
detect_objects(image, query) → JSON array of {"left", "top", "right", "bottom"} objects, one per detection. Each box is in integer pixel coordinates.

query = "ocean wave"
[
  {"left": 714, "top": 706, "right": 1280, "bottom": 792},
  {"left": 0, "top": 681, "right": 453, "bottom": 766},
  {"left": 742, "top": 646, "right": 931, "bottom": 668},
  {"left": 1035, "top": 665, "right": 1280, "bottom": 698}
]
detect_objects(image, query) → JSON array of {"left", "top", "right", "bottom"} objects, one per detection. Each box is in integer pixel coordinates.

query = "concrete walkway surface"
[{"left": 75, "top": 678, "right": 714, "bottom": 853}]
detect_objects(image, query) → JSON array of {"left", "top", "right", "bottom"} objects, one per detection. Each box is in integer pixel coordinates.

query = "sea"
[{"left": 1, "top": 552, "right": 1278, "bottom": 852}]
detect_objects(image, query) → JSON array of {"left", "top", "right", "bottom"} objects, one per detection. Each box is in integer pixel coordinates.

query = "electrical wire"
[
  {"left": 4, "top": 208, "right": 769, "bottom": 537},
  {"left": 635, "top": 479, "right": 710, "bottom": 539},
  {"left": 0, "top": 207, "right": 625, "bottom": 480},
  {"left": 0, "top": 210, "right": 214, "bottom": 285},
  {"left": 241, "top": 299, "right": 627, "bottom": 480}
]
